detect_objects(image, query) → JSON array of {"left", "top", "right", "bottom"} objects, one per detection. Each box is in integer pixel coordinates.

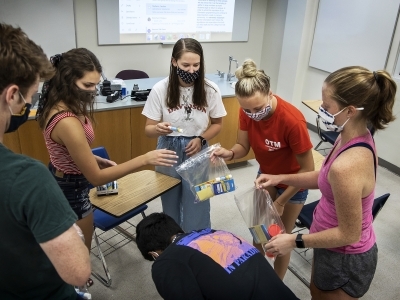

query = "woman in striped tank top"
[
  {"left": 36, "top": 49, "right": 178, "bottom": 272},
  {"left": 255, "top": 66, "right": 396, "bottom": 299}
]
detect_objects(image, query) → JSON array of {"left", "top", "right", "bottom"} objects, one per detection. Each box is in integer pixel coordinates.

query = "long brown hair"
[
  {"left": 167, "top": 38, "right": 212, "bottom": 109},
  {"left": 325, "top": 66, "right": 396, "bottom": 131},
  {"left": 36, "top": 48, "right": 102, "bottom": 129}
]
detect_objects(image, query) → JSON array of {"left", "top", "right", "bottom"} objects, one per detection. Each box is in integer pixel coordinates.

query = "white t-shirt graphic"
[{"left": 142, "top": 77, "right": 227, "bottom": 137}]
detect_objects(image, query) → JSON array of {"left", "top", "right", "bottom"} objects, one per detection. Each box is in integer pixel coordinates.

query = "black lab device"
[
  {"left": 101, "top": 80, "right": 112, "bottom": 96},
  {"left": 131, "top": 89, "right": 151, "bottom": 101},
  {"left": 106, "top": 91, "right": 120, "bottom": 103}
]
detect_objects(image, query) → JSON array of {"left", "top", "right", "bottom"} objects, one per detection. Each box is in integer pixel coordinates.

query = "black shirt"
[{"left": 152, "top": 228, "right": 299, "bottom": 300}]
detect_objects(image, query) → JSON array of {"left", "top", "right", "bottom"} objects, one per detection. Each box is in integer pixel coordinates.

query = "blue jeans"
[
  {"left": 156, "top": 135, "right": 210, "bottom": 232},
  {"left": 49, "top": 163, "right": 92, "bottom": 219},
  {"left": 257, "top": 170, "right": 308, "bottom": 204}
]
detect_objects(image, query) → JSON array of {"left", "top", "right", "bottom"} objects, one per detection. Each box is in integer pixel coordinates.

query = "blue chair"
[
  {"left": 314, "top": 116, "right": 339, "bottom": 151},
  {"left": 315, "top": 116, "right": 376, "bottom": 151},
  {"left": 296, "top": 193, "right": 390, "bottom": 228},
  {"left": 91, "top": 146, "right": 148, "bottom": 287},
  {"left": 289, "top": 193, "right": 390, "bottom": 287}
]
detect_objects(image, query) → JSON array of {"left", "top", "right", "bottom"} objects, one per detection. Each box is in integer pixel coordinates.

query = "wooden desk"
[
  {"left": 312, "top": 149, "right": 325, "bottom": 171},
  {"left": 29, "top": 109, "right": 37, "bottom": 118},
  {"left": 89, "top": 170, "right": 181, "bottom": 217},
  {"left": 302, "top": 100, "right": 322, "bottom": 114}
]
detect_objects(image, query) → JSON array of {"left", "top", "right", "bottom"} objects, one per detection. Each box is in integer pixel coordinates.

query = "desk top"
[
  {"left": 302, "top": 100, "right": 322, "bottom": 114},
  {"left": 28, "top": 74, "right": 237, "bottom": 120},
  {"left": 89, "top": 170, "right": 181, "bottom": 217},
  {"left": 312, "top": 149, "right": 325, "bottom": 171}
]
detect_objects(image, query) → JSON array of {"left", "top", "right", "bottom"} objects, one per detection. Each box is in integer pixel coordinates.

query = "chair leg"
[
  {"left": 141, "top": 211, "right": 146, "bottom": 218},
  {"left": 314, "top": 140, "right": 323, "bottom": 150},
  {"left": 287, "top": 264, "right": 310, "bottom": 288},
  {"left": 91, "top": 229, "right": 112, "bottom": 287}
]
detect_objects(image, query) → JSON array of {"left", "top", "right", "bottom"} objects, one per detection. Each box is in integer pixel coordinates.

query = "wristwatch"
[
  {"left": 197, "top": 136, "right": 207, "bottom": 146},
  {"left": 295, "top": 234, "right": 305, "bottom": 248}
]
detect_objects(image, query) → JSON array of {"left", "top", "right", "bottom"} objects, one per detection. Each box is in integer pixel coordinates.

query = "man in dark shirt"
[
  {"left": 136, "top": 212, "right": 299, "bottom": 300},
  {"left": 0, "top": 23, "right": 90, "bottom": 299}
]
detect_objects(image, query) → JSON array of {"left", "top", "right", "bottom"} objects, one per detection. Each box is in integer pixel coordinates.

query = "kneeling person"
[{"left": 136, "top": 213, "right": 298, "bottom": 300}]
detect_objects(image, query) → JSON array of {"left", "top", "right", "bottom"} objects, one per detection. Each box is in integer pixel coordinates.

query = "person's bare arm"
[
  {"left": 186, "top": 117, "right": 223, "bottom": 156},
  {"left": 145, "top": 118, "right": 171, "bottom": 138},
  {"left": 40, "top": 225, "right": 91, "bottom": 286},
  {"left": 274, "top": 150, "right": 315, "bottom": 205},
  {"left": 211, "top": 129, "right": 251, "bottom": 161},
  {"left": 51, "top": 117, "right": 177, "bottom": 186},
  {"left": 265, "top": 147, "right": 374, "bottom": 256}
]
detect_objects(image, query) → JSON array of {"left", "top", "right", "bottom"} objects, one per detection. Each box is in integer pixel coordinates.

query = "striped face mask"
[
  {"left": 243, "top": 97, "right": 272, "bottom": 121},
  {"left": 318, "top": 106, "right": 364, "bottom": 132}
]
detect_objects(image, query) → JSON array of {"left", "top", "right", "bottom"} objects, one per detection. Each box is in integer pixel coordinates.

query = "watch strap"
[
  {"left": 295, "top": 233, "right": 305, "bottom": 248},
  {"left": 197, "top": 136, "right": 206, "bottom": 145}
]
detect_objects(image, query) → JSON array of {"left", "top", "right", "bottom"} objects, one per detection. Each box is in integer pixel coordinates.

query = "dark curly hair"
[{"left": 36, "top": 48, "right": 102, "bottom": 129}]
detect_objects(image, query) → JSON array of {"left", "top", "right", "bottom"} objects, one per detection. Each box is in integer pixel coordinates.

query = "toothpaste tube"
[{"left": 168, "top": 126, "right": 183, "bottom": 133}]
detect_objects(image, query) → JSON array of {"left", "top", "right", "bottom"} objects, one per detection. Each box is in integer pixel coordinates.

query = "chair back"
[
  {"left": 298, "top": 193, "right": 390, "bottom": 229},
  {"left": 92, "top": 146, "right": 110, "bottom": 160},
  {"left": 115, "top": 70, "right": 149, "bottom": 80},
  {"left": 372, "top": 193, "right": 390, "bottom": 221}
]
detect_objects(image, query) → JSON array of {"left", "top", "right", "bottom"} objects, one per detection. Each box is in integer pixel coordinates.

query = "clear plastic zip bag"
[
  {"left": 234, "top": 186, "right": 285, "bottom": 259},
  {"left": 176, "top": 143, "right": 236, "bottom": 203}
]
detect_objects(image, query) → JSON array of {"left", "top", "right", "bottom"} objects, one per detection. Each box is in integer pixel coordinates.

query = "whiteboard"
[
  {"left": 96, "top": 0, "right": 252, "bottom": 45},
  {"left": 309, "top": 0, "right": 400, "bottom": 73},
  {"left": 0, "top": 0, "right": 76, "bottom": 58}
]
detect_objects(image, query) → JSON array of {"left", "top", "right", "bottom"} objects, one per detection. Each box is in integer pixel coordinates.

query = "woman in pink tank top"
[
  {"left": 36, "top": 49, "right": 178, "bottom": 288},
  {"left": 255, "top": 66, "right": 396, "bottom": 299}
]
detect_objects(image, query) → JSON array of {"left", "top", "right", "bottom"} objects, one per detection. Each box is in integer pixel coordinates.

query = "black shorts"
[
  {"left": 49, "top": 163, "right": 92, "bottom": 220},
  {"left": 313, "top": 244, "right": 378, "bottom": 298}
]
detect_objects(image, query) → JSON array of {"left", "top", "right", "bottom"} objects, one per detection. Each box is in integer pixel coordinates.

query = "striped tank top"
[{"left": 44, "top": 111, "right": 95, "bottom": 174}]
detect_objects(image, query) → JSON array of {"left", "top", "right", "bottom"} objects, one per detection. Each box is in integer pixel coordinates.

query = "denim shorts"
[
  {"left": 257, "top": 170, "right": 308, "bottom": 204},
  {"left": 313, "top": 244, "right": 378, "bottom": 298},
  {"left": 276, "top": 187, "right": 308, "bottom": 204},
  {"left": 48, "top": 163, "right": 92, "bottom": 219}
]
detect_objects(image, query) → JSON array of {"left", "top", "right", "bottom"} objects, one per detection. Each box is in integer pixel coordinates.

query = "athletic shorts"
[{"left": 313, "top": 244, "right": 378, "bottom": 298}]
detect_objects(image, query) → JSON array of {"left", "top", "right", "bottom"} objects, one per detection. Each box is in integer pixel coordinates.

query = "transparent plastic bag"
[
  {"left": 176, "top": 143, "right": 236, "bottom": 202},
  {"left": 234, "top": 186, "right": 285, "bottom": 259}
]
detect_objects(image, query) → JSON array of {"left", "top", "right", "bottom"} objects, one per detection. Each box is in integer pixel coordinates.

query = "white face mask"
[{"left": 318, "top": 106, "right": 364, "bottom": 132}]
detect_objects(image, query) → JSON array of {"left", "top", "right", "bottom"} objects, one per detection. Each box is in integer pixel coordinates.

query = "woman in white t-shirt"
[{"left": 142, "top": 38, "right": 226, "bottom": 232}]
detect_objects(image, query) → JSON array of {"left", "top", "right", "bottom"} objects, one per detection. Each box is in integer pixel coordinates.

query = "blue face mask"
[
  {"left": 6, "top": 92, "right": 31, "bottom": 133},
  {"left": 318, "top": 105, "right": 364, "bottom": 132}
]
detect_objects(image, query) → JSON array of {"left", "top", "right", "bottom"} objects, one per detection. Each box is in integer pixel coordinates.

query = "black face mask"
[
  {"left": 6, "top": 93, "right": 32, "bottom": 133},
  {"left": 75, "top": 86, "right": 97, "bottom": 104},
  {"left": 176, "top": 66, "right": 200, "bottom": 84}
]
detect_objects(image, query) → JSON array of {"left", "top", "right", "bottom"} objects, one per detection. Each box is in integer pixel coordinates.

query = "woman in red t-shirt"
[{"left": 212, "top": 59, "right": 314, "bottom": 280}]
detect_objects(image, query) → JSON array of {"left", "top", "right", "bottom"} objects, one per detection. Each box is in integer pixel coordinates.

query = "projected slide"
[{"left": 119, "top": 0, "right": 235, "bottom": 43}]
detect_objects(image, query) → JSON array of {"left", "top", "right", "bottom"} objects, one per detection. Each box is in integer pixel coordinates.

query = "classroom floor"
[{"left": 89, "top": 130, "right": 400, "bottom": 300}]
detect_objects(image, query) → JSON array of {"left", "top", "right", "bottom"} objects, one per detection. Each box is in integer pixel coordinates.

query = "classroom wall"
[
  {"left": 259, "top": 0, "right": 288, "bottom": 93},
  {"left": 274, "top": 0, "right": 400, "bottom": 169},
  {"left": 74, "top": 0, "right": 268, "bottom": 80}
]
